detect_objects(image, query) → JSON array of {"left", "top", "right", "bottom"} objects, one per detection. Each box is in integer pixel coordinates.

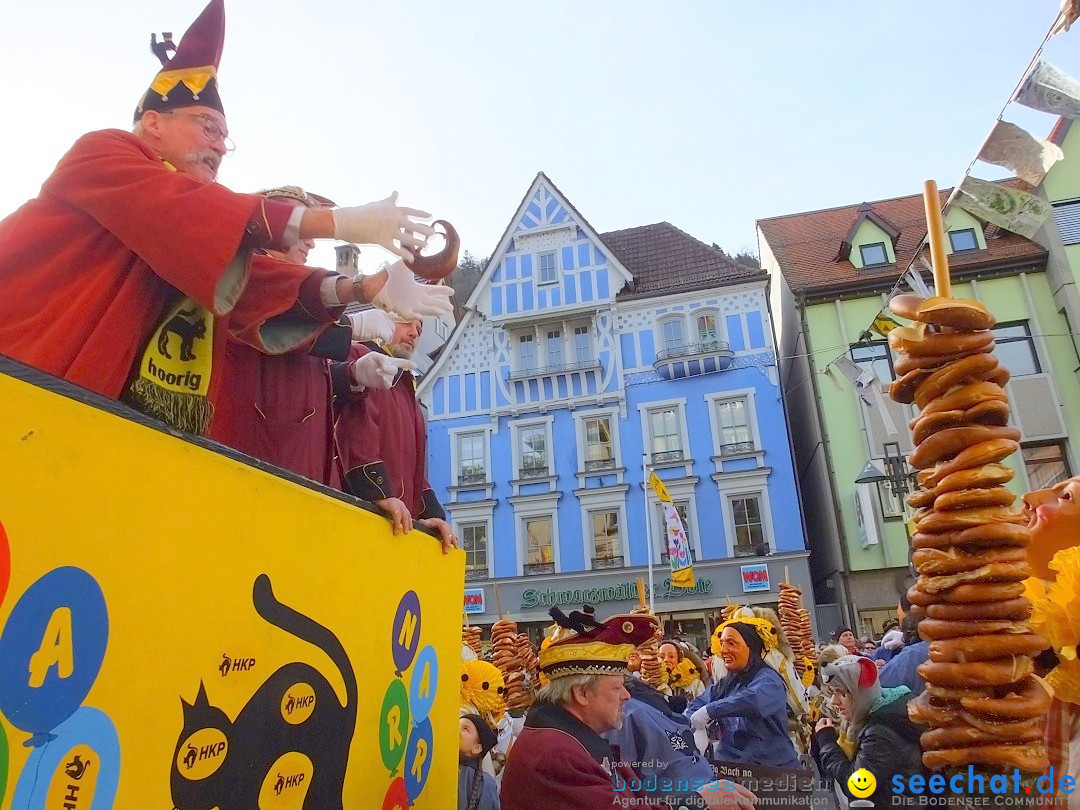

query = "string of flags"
[{"left": 820, "top": 0, "right": 1080, "bottom": 429}]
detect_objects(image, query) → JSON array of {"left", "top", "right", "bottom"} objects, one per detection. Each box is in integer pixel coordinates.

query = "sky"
[{"left": 3, "top": 1, "right": 1079, "bottom": 277}]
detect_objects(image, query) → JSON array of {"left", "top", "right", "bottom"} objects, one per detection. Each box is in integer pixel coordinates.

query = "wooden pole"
[
  {"left": 923, "top": 180, "right": 952, "bottom": 298},
  {"left": 494, "top": 583, "right": 504, "bottom": 619},
  {"left": 636, "top": 577, "right": 648, "bottom": 610}
]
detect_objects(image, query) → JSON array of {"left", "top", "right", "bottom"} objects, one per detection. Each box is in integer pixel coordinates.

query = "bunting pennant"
[
  {"left": 1015, "top": 60, "right": 1080, "bottom": 119},
  {"left": 904, "top": 264, "right": 932, "bottom": 298},
  {"left": 829, "top": 356, "right": 876, "bottom": 408},
  {"left": 978, "top": 120, "right": 1064, "bottom": 186},
  {"left": 954, "top": 176, "right": 1051, "bottom": 239},
  {"left": 870, "top": 310, "right": 902, "bottom": 337},
  {"left": 1050, "top": 0, "right": 1080, "bottom": 39}
]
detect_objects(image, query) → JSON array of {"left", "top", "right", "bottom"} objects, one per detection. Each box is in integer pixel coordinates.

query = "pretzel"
[
  {"left": 917, "top": 439, "right": 1020, "bottom": 489},
  {"left": 925, "top": 598, "right": 1032, "bottom": 622},
  {"left": 914, "top": 354, "right": 1000, "bottom": 410},
  {"left": 912, "top": 546, "right": 1026, "bottom": 576},
  {"left": 921, "top": 722, "right": 1044, "bottom": 750},
  {"left": 922, "top": 744, "right": 1048, "bottom": 772},
  {"left": 918, "top": 619, "right": 1031, "bottom": 641},
  {"left": 928, "top": 634, "right": 1047, "bottom": 663},
  {"left": 917, "top": 657, "right": 1033, "bottom": 688},
  {"left": 958, "top": 677, "right": 1053, "bottom": 719},
  {"left": 910, "top": 426, "right": 1021, "bottom": 470},
  {"left": 911, "top": 522, "right": 1030, "bottom": 551},
  {"left": 907, "top": 463, "right": 1014, "bottom": 509},
  {"left": 888, "top": 325, "right": 994, "bottom": 357}
]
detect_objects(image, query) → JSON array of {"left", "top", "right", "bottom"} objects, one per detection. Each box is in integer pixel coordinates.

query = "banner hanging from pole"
[{"left": 648, "top": 473, "right": 695, "bottom": 588}]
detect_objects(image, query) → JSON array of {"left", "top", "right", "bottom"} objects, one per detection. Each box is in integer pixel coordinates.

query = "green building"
[{"left": 758, "top": 174, "right": 1080, "bottom": 633}]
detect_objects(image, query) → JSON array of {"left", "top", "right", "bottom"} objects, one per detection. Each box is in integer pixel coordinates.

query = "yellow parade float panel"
[{"left": 0, "top": 359, "right": 463, "bottom": 809}]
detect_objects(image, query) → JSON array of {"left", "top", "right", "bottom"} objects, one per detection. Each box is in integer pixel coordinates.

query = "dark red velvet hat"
[
  {"left": 134, "top": 0, "right": 225, "bottom": 122},
  {"left": 539, "top": 607, "right": 660, "bottom": 678}
]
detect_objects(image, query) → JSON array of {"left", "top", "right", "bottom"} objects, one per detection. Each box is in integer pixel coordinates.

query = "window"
[
  {"left": 1023, "top": 443, "right": 1072, "bottom": 490},
  {"left": 524, "top": 516, "right": 554, "bottom": 573},
  {"left": 457, "top": 432, "right": 486, "bottom": 484},
  {"left": 519, "top": 425, "right": 548, "bottom": 478},
  {"left": 714, "top": 397, "right": 753, "bottom": 455},
  {"left": 661, "top": 318, "right": 685, "bottom": 352},
  {"left": 584, "top": 416, "right": 614, "bottom": 470},
  {"left": 649, "top": 407, "right": 683, "bottom": 461},
  {"left": 859, "top": 242, "right": 889, "bottom": 267},
  {"left": 462, "top": 524, "right": 487, "bottom": 578},
  {"left": 574, "top": 325, "right": 591, "bottom": 363},
  {"left": 696, "top": 313, "right": 718, "bottom": 347},
  {"left": 731, "top": 495, "right": 768, "bottom": 556},
  {"left": 538, "top": 251, "right": 557, "bottom": 284},
  {"left": 658, "top": 501, "right": 695, "bottom": 563},
  {"left": 590, "top": 510, "right": 622, "bottom": 567},
  {"left": 877, "top": 480, "right": 905, "bottom": 519},
  {"left": 993, "top": 321, "right": 1040, "bottom": 376},
  {"left": 851, "top": 341, "right": 894, "bottom": 382},
  {"left": 949, "top": 229, "right": 979, "bottom": 252},
  {"left": 546, "top": 329, "right": 563, "bottom": 366},
  {"left": 518, "top": 333, "right": 535, "bottom": 371}
]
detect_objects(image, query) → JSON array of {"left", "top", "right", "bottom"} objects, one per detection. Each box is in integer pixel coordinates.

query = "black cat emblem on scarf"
[
  {"left": 158, "top": 306, "right": 206, "bottom": 361},
  {"left": 170, "top": 574, "right": 357, "bottom": 810}
]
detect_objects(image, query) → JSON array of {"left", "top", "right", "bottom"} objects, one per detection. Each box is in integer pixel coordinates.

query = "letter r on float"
[
  {"left": 387, "top": 705, "right": 403, "bottom": 748},
  {"left": 28, "top": 607, "right": 74, "bottom": 687},
  {"left": 398, "top": 611, "right": 418, "bottom": 650},
  {"left": 411, "top": 739, "right": 427, "bottom": 780}
]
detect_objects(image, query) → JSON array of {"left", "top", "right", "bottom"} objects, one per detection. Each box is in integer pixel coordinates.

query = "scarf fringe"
[{"left": 128, "top": 376, "right": 213, "bottom": 435}]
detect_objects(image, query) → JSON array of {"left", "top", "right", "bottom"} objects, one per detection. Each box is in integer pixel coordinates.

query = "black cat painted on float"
[{"left": 170, "top": 574, "right": 358, "bottom": 810}]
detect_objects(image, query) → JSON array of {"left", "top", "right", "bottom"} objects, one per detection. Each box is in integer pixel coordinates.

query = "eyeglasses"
[{"left": 163, "top": 110, "right": 235, "bottom": 154}]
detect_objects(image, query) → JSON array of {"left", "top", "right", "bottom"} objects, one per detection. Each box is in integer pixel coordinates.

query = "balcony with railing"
[
  {"left": 591, "top": 555, "right": 624, "bottom": 569},
  {"left": 734, "top": 542, "right": 771, "bottom": 558},
  {"left": 651, "top": 449, "right": 684, "bottom": 465},
  {"left": 519, "top": 452, "right": 549, "bottom": 480},
  {"left": 718, "top": 441, "right": 755, "bottom": 457},
  {"left": 457, "top": 465, "right": 487, "bottom": 486},
  {"left": 524, "top": 562, "right": 555, "bottom": 575},
  {"left": 509, "top": 358, "right": 601, "bottom": 381},
  {"left": 584, "top": 457, "right": 616, "bottom": 472},
  {"left": 653, "top": 340, "right": 735, "bottom": 381}
]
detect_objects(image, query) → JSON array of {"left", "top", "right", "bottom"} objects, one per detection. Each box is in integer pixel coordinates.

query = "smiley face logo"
[{"left": 848, "top": 768, "right": 876, "bottom": 799}]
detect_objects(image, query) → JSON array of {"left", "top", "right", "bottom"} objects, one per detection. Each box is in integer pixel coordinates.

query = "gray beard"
[{"left": 390, "top": 344, "right": 414, "bottom": 360}]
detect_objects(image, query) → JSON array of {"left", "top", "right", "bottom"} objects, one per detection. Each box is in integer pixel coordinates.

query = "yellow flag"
[
  {"left": 671, "top": 566, "right": 696, "bottom": 588},
  {"left": 871, "top": 310, "right": 901, "bottom": 337},
  {"left": 648, "top": 472, "right": 672, "bottom": 503}
]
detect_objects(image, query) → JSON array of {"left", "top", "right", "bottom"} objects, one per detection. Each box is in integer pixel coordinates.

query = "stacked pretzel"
[
  {"left": 778, "top": 583, "right": 817, "bottom": 677},
  {"left": 463, "top": 625, "right": 483, "bottom": 656},
  {"left": 888, "top": 294, "right": 1050, "bottom": 773},
  {"left": 491, "top": 618, "right": 531, "bottom": 713},
  {"left": 511, "top": 632, "right": 539, "bottom": 712},
  {"left": 632, "top": 605, "right": 667, "bottom": 688}
]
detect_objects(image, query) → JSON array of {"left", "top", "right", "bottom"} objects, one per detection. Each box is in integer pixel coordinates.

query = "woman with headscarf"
[
  {"left": 686, "top": 618, "right": 800, "bottom": 768},
  {"left": 814, "top": 655, "right": 924, "bottom": 810}
]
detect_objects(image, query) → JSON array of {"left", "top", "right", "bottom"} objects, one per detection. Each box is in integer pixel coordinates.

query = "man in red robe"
[
  {"left": 333, "top": 318, "right": 457, "bottom": 551},
  {"left": 500, "top": 607, "right": 757, "bottom": 810},
  {"left": 0, "top": 0, "right": 449, "bottom": 400},
  {"left": 210, "top": 186, "right": 407, "bottom": 484}
]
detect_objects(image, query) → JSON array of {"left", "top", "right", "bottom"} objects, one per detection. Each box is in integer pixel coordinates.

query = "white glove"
[
  {"left": 690, "top": 705, "right": 711, "bottom": 730},
  {"left": 351, "top": 352, "right": 415, "bottom": 390},
  {"left": 372, "top": 260, "right": 454, "bottom": 319},
  {"left": 348, "top": 309, "right": 394, "bottom": 343},
  {"left": 331, "top": 192, "right": 435, "bottom": 262}
]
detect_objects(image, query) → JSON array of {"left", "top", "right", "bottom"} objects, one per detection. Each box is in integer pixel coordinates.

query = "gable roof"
[
  {"left": 835, "top": 202, "right": 901, "bottom": 262},
  {"left": 757, "top": 184, "right": 1046, "bottom": 297},
  {"left": 601, "top": 221, "right": 764, "bottom": 299}
]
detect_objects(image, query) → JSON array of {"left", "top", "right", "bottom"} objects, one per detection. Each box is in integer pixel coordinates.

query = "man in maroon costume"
[
  {"left": 0, "top": 0, "right": 449, "bottom": 400},
  {"left": 501, "top": 606, "right": 757, "bottom": 810},
  {"left": 333, "top": 317, "right": 457, "bottom": 551},
  {"left": 209, "top": 186, "right": 407, "bottom": 484}
]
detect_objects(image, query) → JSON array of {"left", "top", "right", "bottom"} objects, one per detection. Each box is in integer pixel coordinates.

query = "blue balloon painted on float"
[
  {"left": 408, "top": 644, "right": 439, "bottom": 725},
  {"left": 11, "top": 706, "right": 120, "bottom": 808},
  {"left": 390, "top": 590, "right": 422, "bottom": 674},
  {"left": 0, "top": 567, "right": 108, "bottom": 742},
  {"left": 403, "top": 716, "right": 434, "bottom": 803}
]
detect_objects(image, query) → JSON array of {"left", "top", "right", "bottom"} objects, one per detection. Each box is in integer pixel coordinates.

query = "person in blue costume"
[
  {"left": 603, "top": 677, "right": 715, "bottom": 800},
  {"left": 687, "top": 619, "right": 800, "bottom": 769}
]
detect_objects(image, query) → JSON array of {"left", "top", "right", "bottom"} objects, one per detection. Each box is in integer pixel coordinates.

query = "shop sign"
[
  {"left": 740, "top": 563, "right": 770, "bottom": 593},
  {"left": 519, "top": 577, "right": 711, "bottom": 609},
  {"left": 463, "top": 588, "right": 485, "bottom": 614}
]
